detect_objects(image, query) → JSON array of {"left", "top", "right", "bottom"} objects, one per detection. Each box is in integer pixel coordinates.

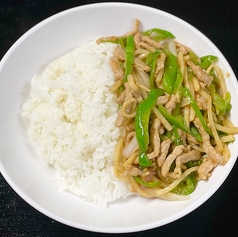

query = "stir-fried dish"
[{"left": 97, "top": 19, "right": 238, "bottom": 200}]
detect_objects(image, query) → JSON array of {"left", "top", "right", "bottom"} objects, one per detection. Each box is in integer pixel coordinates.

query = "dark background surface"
[{"left": 0, "top": 0, "right": 238, "bottom": 236}]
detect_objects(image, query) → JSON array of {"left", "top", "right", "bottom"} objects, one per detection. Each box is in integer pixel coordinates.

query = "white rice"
[{"left": 21, "top": 41, "right": 132, "bottom": 207}]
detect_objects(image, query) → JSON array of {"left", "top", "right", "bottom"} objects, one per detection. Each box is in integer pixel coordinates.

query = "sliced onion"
[
  {"left": 167, "top": 39, "right": 177, "bottom": 56},
  {"left": 122, "top": 136, "right": 139, "bottom": 158},
  {"left": 134, "top": 67, "right": 150, "bottom": 89},
  {"left": 156, "top": 192, "right": 190, "bottom": 201},
  {"left": 161, "top": 39, "right": 177, "bottom": 56}
]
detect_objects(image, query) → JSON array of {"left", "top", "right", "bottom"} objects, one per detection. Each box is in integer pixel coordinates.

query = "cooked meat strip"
[
  {"left": 143, "top": 169, "right": 156, "bottom": 182},
  {"left": 195, "top": 93, "right": 208, "bottom": 110},
  {"left": 157, "top": 94, "right": 170, "bottom": 105},
  {"left": 124, "top": 82, "right": 134, "bottom": 104},
  {"left": 115, "top": 109, "right": 125, "bottom": 127},
  {"left": 96, "top": 19, "right": 141, "bottom": 43},
  {"left": 187, "top": 60, "right": 213, "bottom": 86},
  {"left": 113, "top": 46, "right": 125, "bottom": 61},
  {"left": 141, "top": 36, "right": 163, "bottom": 50},
  {"left": 109, "top": 56, "right": 124, "bottom": 80},
  {"left": 199, "top": 82, "right": 206, "bottom": 90},
  {"left": 157, "top": 139, "right": 172, "bottom": 167},
  {"left": 134, "top": 57, "right": 151, "bottom": 72},
  {"left": 159, "top": 126, "right": 165, "bottom": 135},
  {"left": 147, "top": 118, "right": 161, "bottom": 159},
  {"left": 138, "top": 41, "right": 157, "bottom": 52},
  {"left": 193, "top": 118, "right": 224, "bottom": 164},
  {"left": 186, "top": 133, "right": 200, "bottom": 145},
  {"left": 176, "top": 43, "right": 191, "bottom": 55},
  {"left": 121, "top": 165, "right": 142, "bottom": 177},
  {"left": 115, "top": 82, "right": 134, "bottom": 127},
  {"left": 179, "top": 130, "right": 188, "bottom": 147},
  {"left": 155, "top": 52, "right": 166, "bottom": 74},
  {"left": 134, "top": 32, "right": 142, "bottom": 49},
  {"left": 197, "top": 158, "right": 217, "bottom": 180},
  {"left": 116, "top": 90, "right": 126, "bottom": 104},
  {"left": 125, "top": 18, "right": 141, "bottom": 36},
  {"left": 161, "top": 145, "right": 185, "bottom": 177},
  {"left": 173, "top": 150, "right": 202, "bottom": 177},
  {"left": 165, "top": 94, "right": 177, "bottom": 114}
]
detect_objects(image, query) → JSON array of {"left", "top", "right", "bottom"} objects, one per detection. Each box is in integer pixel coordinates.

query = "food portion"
[
  {"left": 22, "top": 18, "right": 238, "bottom": 206},
  {"left": 21, "top": 42, "right": 132, "bottom": 207},
  {"left": 97, "top": 19, "right": 238, "bottom": 200}
]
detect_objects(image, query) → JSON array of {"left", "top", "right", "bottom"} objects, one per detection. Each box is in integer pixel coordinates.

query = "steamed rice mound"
[{"left": 21, "top": 42, "right": 132, "bottom": 207}]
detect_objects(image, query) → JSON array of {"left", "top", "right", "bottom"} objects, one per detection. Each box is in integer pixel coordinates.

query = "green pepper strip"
[
  {"left": 149, "top": 51, "right": 160, "bottom": 89},
  {"left": 209, "top": 83, "right": 232, "bottom": 116},
  {"left": 200, "top": 55, "right": 218, "bottom": 70},
  {"left": 186, "top": 160, "right": 203, "bottom": 168},
  {"left": 172, "top": 125, "right": 182, "bottom": 145},
  {"left": 135, "top": 88, "right": 164, "bottom": 151},
  {"left": 118, "top": 37, "right": 127, "bottom": 48},
  {"left": 138, "top": 152, "right": 152, "bottom": 168},
  {"left": 142, "top": 28, "right": 175, "bottom": 41},
  {"left": 173, "top": 68, "right": 183, "bottom": 93},
  {"left": 172, "top": 103, "right": 181, "bottom": 117},
  {"left": 172, "top": 161, "right": 202, "bottom": 195},
  {"left": 189, "top": 51, "right": 200, "bottom": 65},
  {"left": 145, "top": 52, "right": 153, "bottom": 66},
  {"left": 133, "top": 176, "right": 161, "bottom": 187},
  {"left": 124, "top": 35, "right": 135, "bottom": 82},
  {"left": 190, "top": 124, "right": 203, "bottom": 142},
  {"left": 135, "top": 88, "right": 164, "bottom": 168},
  {"left": 99, "top": 37, "right": 127, "bottom": 48},
  {"left": 171, "top": 172, "right": 197, "bottom": 195},
  {"left": 162, "top": 49, "right": 178, "bottom": 94},
  {"left": 183, "top": 87, "right": 213, "bottom": 136},
  {"left": 158, "top": 105, "right": 191, "bottom": 134},
  {"left": 215, "top": 91, "right": 232, "bottom": 116}
]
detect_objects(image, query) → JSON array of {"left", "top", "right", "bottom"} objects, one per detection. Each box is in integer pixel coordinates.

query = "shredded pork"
[
  {"left": 193, "top": 118, "right": 224, "bottom": 164},
  {"left": 161, "top": 145, "right": 185, "bottom": 178},
  {"left": 198, "top": 158, "right": 217, "bottom": 180},
  {"left": 187, "top": 60, "right": 213, "bottom": 86}
]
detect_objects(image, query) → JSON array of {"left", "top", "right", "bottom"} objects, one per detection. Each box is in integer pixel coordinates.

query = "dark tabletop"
[{"left": 1, "top": 0, "right": 238, "bottom": 236}]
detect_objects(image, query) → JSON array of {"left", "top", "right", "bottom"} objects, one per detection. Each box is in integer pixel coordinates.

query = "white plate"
[{"left": 0, "top": 2, "right": 238, "bottom": 233}]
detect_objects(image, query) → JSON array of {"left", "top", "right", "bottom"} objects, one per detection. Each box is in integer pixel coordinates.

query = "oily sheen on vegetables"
[{"left": 97, "top": 19, "right": 238, "bottom": 200}]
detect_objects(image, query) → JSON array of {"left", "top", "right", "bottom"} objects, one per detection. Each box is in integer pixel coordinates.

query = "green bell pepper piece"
[
  {"left": 145, "top": 52, "right": 153, "bottom": 66},
  {"left": 149, "top": 51, "right": 161, "bottom": 89},
  {"left": 172, "top": 125, "right": 182, "bottom": 145},
  {"left": 99, "top": 37, "right": 127, "bottom": 49},
  {"left": 214, "top": 92, "right": 232, "bottom": 115},
  {"left": 135, "top": 88, "right": 164, "bottom": 152},
  {"left": 173, "top": 68, "right": 183, "bottom": 93},
  {"left": 142, "top": 28, "right": 175, "bottom": 41},
  {"left": 186, "top": 160, "right": 203, "bottom": 168},
  {"left": 209, "top": 83, "right": 232, "bottom": 116},
  {"left": 172, "top": 103, "right": 182, "bottom": 117},
  {"left": 172, "top": 160, "right": 203, "bottom": 195},
  {"left": 162, "top": 49, "right": 178, "bottom": 94},
  {"left": 135, "top": 88, "right": 164, "bottom": 168},
  {"left": 138, "top": 152, "right": 153, "bottom": 168},
  {"left": 133, "top": 176, "right": 161, "bottom": 187},
  {"left": 145, "top": 51, "right": 161, "bottom": 88},
  {"left": 189, "top": 51, "right": 200, "bottom": 65},
  {"left": 200, "top": 55, "right": 218, "bottom": 70},
  {"left": 158, "top": 105, "right": 191, "bottom": 134},
  {"left": 172, "top": 172, "right": 197, "bottom": 195},
  {"left": 190, "top": 124, "right": 203, "bottom": 142},
  {"left": 160, "top": 131, "right": 173, "bottom": 142},
  {"left": 183, "top": 87, "right": 213, "bottom": 136}
]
